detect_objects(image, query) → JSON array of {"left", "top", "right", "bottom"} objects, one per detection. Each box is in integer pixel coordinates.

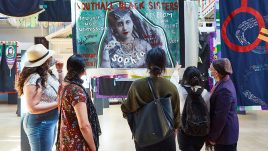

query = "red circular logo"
[{"left": 221, "top": 7, "right": 265, "bottom": 52}]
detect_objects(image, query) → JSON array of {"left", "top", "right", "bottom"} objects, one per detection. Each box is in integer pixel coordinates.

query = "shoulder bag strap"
[
  {"left": 147, "top": 77, "right": 158, "bottom": 100},
  {"left": 55, "top": 84, "right": 70, "bottom": 148},
  {"left": 49, "top": 83, "right": 58, "bottom": 94}
]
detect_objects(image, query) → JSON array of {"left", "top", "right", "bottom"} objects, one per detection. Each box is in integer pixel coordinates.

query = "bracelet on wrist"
[{"left": 57, "top": 70, "right": 63, "bottom": 73}]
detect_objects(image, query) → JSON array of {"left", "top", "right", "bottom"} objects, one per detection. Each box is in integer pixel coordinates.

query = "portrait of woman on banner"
[
  {"left": 6, "top": 46, "right": 15, "bottom": 59},
  {"left": 97, "top": 2, "right": 174, "bottom": 68}
]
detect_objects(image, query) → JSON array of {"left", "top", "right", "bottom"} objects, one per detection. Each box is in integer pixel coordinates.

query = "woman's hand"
[
  {"left": 175, "top": 62, "right": 181, "bottom": 71},
  {"left": 208, "top": 140, "right": 216, "bottom": 145},
  {"left": 56, "top": 60, "right": 64, "bottom": 84},
  {"left": 55, "top": 60, "right": 64, "bottom": 72}
]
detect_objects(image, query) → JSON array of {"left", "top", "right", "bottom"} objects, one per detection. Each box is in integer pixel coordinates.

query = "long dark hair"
[
  {"left": 64, "top": 54, "right": 86, "bottom": 84},
  {"left": 16, "top": 58, "right": 52, "bottom": 96},
  {"left": 181, "top": 66, "right": 203, "bottom": 87},
  {"left": 146, "top": 47, "right": 166, "bottom": 76}
]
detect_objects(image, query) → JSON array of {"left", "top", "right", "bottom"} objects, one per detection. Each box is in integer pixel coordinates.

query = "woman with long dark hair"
[
  {"left": 121, "top": 47, "right": 180, "bottom": 151},
  {"left": 56, "top": 54, "right": 101, "bottom": 151},
  {"left": 17, "top": 44, "right": 63, "bottom": 151}
]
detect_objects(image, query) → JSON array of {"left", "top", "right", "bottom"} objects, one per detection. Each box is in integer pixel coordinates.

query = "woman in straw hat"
[
  {"left": 207, "top": 58, "right": 239, "bottom": 151},
  {"left": 16, "top": 44, "right": 64, "bottom": 151}
]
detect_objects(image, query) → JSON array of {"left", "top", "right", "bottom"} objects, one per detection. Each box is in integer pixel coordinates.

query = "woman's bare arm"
[
  {"left": 74, "top": 102, "right": 96, "bottom": 151},
  {"left": 23, "top": 85, "right": 58, "bottom": 114}
]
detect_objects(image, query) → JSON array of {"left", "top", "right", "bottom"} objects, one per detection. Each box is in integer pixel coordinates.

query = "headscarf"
[{"left": 212, "top": 58, "right": 233, "bottom": 76}]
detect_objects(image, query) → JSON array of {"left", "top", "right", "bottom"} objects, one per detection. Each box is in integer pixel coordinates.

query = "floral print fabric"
[{"left": 58, "top": 84, "right": 89, "bottom": 151}]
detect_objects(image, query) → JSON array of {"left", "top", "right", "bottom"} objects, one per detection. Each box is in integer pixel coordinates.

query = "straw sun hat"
[{"left": 24, "top": 44, "right": 54, "bottom": 67}]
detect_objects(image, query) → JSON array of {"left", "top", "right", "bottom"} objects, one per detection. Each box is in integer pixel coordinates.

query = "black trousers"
[
  {"left": 135, "top": 133, "right": 176, "bottom": 151},
  {"left": 178, "top": 129, "right": 206, "bottom": 151},
  {"left": 215, "top": 143, "right": 237, "bottom": 151}
]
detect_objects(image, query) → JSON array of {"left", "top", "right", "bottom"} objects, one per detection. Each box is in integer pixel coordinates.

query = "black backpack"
[{"left": 181, "top": 86, "right": 210, "bottom": 136}]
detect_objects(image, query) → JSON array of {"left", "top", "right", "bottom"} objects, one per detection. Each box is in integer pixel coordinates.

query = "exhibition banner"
[
  {"left": 5, "top": 42, "right": 17, "bottom": 77},
  {"left": 0, "top": 43, "right": 2, "bottom": 65},
  {"left": 0, "top": 42, "right": 17, "bottom": 92},
  {"left": 73, "top": 0, "right": 181, "bottom": 68},
  {"left": 220, "top": 0, "right": 268, "bottom": 109},
  {"left": 0, "top": 0, "right": 43, "bottom": 17}
]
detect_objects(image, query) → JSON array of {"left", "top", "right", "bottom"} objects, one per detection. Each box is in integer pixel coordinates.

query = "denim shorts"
[{"left": 23, "top": 109, "right": 59, "bottom": 151}]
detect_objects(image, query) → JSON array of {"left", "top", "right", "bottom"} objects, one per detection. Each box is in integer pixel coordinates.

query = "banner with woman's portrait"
[
  {"left": 72, "top": 0, "right": 183, "bottom": 69},
  {"left": 5, "top": 42, "right": 17, "bottom": 77},
  {"left": 0, "top": 42, "right": 17, "bottom": 93}
]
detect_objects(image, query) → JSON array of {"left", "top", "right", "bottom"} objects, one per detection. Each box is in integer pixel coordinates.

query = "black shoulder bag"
[{"left": 129, "top": 77, "right": 174, "bottom": 147}]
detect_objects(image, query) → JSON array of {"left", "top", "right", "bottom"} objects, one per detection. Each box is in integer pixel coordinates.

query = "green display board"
[{"left": 73, "top": 0, "right": 181, "bottom": 68}]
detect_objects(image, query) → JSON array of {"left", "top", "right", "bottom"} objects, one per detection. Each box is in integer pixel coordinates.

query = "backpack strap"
[
  {"left": 196, "top": 88, "right": 204, "bottom": 95},
  {"left": 182, "top": 86, "right": 193, "bottom": 94},
  {"left": 183, "top": 85, "right": 203, "bottom": 95}
]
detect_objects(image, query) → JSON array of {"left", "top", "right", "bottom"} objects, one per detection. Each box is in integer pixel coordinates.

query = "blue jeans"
[{"left": 23, "top": 109, "right": 58, "bottom": 151}]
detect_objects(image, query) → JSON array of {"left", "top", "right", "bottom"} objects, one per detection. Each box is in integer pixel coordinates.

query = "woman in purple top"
[{"left": 208, "top": 58, "right": 239, "bottom": 151}]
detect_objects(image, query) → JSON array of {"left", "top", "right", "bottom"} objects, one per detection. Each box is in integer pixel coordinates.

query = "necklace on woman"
[{"left": 120, "top": 38, "right": 135, "bottom": 53}]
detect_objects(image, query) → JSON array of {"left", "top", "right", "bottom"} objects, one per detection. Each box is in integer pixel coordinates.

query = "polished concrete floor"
[{"left": 0, "top": 104, "right": 268, "bottom": 151}]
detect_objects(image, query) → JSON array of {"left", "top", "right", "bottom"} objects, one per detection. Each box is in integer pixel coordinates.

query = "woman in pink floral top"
[{"left": 57, "top": 55, "right": 101, "bottom": 151}]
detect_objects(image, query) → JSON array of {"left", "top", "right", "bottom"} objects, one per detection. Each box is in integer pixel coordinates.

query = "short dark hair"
[
  {"left": 181, "top": 66, "right": 202, "bottom": 87},
  {"left": 146, "top": 47, "right": 167, "bottom": 76}
]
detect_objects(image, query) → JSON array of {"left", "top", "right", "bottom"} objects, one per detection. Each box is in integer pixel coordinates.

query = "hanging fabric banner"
[
  {"left": 38, "top": 0, "right": 71, "bottom": 22},
  {"left": 220, "top": 0, "right": 268, "bottom": 110},
  {"left": 73, "top": 0, "right": 182, "bottom": 69},
  {"left": 0, "top": 42, "right": 3, "bottom": 65},
  {"left": 5, "top": 42, "right": 17, "bottom": 77},
  {"left": 184, "top": 1, "right": 199, "bottom": 67},
  {"left": 0, "top": 0, "right": 43, "bottom": 17}
]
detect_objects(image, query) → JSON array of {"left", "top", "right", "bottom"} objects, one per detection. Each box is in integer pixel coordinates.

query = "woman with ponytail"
[
  {"left": 121, "top": 47, "right": 180, "bottom": 151},
  {"left": 56, "top": 54, "right": 101, "bottom": 151},
  {"left": 170, "top": 66, "right": 210, "bottom": 151}
]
